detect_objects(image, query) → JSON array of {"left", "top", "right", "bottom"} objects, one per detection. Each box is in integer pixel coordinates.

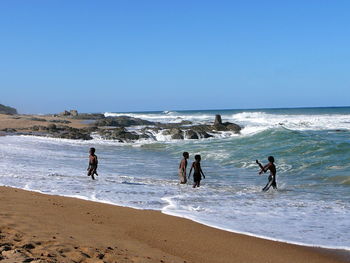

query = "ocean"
[{"left": 0, "top": 107, "right": 349, "bottom": 250}]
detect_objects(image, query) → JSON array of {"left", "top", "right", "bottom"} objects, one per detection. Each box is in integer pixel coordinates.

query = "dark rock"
[
  {"left": 179, "top": 120, "right": 193, "bottom": 125},
  {"left": 23, "top": 258, "right": 35, "bottom": 263},
  {"left": 22, "top": 243, "right": 35, "bottom": 250},
  {"left": 190, "top": 125, "right": 213, "bottom": 133},
  {"left": 30, "top": 125, "right": 48, "bottom": 131},
  {"left": 26, "top": 117, "right": 47, "bottom": 122},
  {"left": 56, "top": 131, "right": 92, "bottom": 140},
  {"left": 214, "top": 114, "right": 222, "bottom": 125},
  {"left": 225, "top": 123, "right": 241, "bottom": 133},
  {"left": 0, "top": 104, "right": 17, "bottom": 115},
  {"left": 47, "top": 124, "right": 57, "bottom": 131},
  {"left": 81, "top": 126, "right": 99, "bottom": 133},
  {"left": 171, "top": 133, "right": 184, "bottom": 140},
  {"left": 185, "top": 130, "right": 199, "bottom": 139},
  {"left": 70, "top": 113, "right": 105, "bottom": 120},
  {"left": 213, "top": 123, "right": 228, "bottom": 131},
  {"left": 1, "top": 128, "right": 16, "bottom": 132},
  {"left": 97, "top": 127, "right": 143, "bottom": 142},
  {"left": 163, "top": 128, "right": 184, "bottom": 140},
  {"left": 95, "top": 116, "right": 155, "bottom": 127},
  {"left": 49, "top": 119, "right": 71, "bottom": 124},
  {"left": 196, "top": 130, "right": 212, "bottom": 138}
]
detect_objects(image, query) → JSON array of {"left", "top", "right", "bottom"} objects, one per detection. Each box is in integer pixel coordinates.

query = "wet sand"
[{"left": 0, "top": 186, "right": 348, "bottom": 263}]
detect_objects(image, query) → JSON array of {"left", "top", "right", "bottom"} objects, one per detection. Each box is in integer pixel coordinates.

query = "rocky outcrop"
[
  {"left": 0, "top": 104, "right": 17, "bottom": 115},
  {"left": 214, "top": 114, "right": 222, "bottom": 125},
  {"left": 97, "top": 127, "right": 149, "bottom": 142},
  {"left": 22, "top": 125, "right": 93, "bottom": 140},
  {"left": 70, "top": 113, "right": 105, "bottom": 120},
  {"left": 1, "top": 113, "right": 241, "bottom": 142},
  {"left": 185, "top": 130, "right": 199, "bottom": 139},
  {"left": 163, "top": 128, "right": 184, "bottom": 140},
  {"left": 59, "top": 110, "right": 79, "bottom": 117},
  {"left": 95, "top": 116, "right": 156, "bottom": 127}
]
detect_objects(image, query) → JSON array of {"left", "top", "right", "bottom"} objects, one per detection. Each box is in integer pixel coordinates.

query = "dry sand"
[
  {"left": 0, "top": 113, "right": 88, "bottom": 131},
  {"left": 0, "top": 186, "right": 348, "bottom": 263}
]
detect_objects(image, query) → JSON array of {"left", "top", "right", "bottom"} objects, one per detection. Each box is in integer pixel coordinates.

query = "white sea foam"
[{"left": 105, "top": 110, "right": 350, "bottom": 140}]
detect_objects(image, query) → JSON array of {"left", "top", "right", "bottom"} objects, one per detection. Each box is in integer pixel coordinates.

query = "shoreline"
[
  {"left": 5, "top": 184, "right": 350, "bottom": 252},
  {"left": 0, "top": 186, "right": 349, "bottom": 263}
]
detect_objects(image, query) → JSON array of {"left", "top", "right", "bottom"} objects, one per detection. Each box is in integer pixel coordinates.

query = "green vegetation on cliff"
[{"left": 0, "top": 104, "right": 18, "bottom": 114}]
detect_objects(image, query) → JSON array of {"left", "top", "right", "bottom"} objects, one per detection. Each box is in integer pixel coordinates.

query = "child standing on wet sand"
[
  {"left": 188, "top": 155, "right": 205, "bottom": 188},
  {"left": 178, "top": 152, "right": 189, "bottom": 184},
  {"left": 256, "top": 156, "right": 277, "bottom": 191},
  {"left": 87, "top": 147, "right": 98, "bottom": 180}
]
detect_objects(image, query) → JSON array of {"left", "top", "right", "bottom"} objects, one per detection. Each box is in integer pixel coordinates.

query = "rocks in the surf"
[
  {"left": 163, "top": 128, "right": 184, "bottom": 139},
  {"left": 3, "top": 112, "right": 241, "bottom": 142},
  {"left": 225, "top": 123, "right": 241, "bottom": 133},
  {"left": 212, "top": 114, "right": 242, "bottom": 133},
  {"left": 95, "top": 116, "right": 155, "bottom": 127},
  {"left": 70, "top": 113, "right": 105, "bottom": 120},
  {"left": 185, "top": 130, "right": 199, "bottom": 139},
  {"left": 97, "top": 127, "right": 148, "bottom": 142},
  {"left": 214, "top": 114, "right": 222, "bottom": 125},
  {"left": 23, "top": 125, "right": 93, "bottom": 140}
]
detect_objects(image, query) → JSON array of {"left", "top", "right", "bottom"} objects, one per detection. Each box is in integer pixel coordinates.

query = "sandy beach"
[
  {"left": 0, "top": 186, "right": 348, "bottom": 263},
  {"left": 0, "top": 113, "right": 89, "bottom": 131}
]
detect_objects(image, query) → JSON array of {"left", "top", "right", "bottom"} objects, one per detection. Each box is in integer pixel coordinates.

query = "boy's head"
[
  {"left": 89, "top": 147, "right": 96, "bottom": 154},
  {"left": 268, "top": 156, "right": 274, "bottom": 163},
  {"left": 183, "top": 152, "right": 189, "bottom": 158},
  {"left": 195, "top": 154, "right": 201, "bottom": 161}
]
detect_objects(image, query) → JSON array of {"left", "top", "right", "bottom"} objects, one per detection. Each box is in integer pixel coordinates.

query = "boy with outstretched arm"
[
  {"left": 87, "top": 147, "right": 98, "bottom": 180},
  {"left": 256, "top": 156, "right": 277, "bottom": 191},
  {"left": 188, "top": 155, "right": 205, "bottom": 188}
]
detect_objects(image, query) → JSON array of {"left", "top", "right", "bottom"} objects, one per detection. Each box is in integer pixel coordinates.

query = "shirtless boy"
[
  {"left": 188, "top": 155, "right": 205, "bottom": 188},
  {"left": 87, "top": 147, "right": 98, "bottom": 180},
  {"left": 178, "top": 152, "right": 189, "bottom": 184},
  {"left": 256, "top": 156, "right": 277, "bottom": 191}
]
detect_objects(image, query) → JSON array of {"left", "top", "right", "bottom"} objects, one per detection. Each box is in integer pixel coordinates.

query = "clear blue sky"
[{"left": 1, "top": 0, "right": 349, "bottom": 113}]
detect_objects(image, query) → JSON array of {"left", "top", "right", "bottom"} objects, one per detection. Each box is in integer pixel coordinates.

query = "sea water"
[{"left": 0, "top": 107, "right": 349, "bottom": 249}]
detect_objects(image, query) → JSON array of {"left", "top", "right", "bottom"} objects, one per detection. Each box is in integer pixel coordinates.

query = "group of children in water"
[{"left": 88, "top": 148, "right": 277, "bottom": 191}]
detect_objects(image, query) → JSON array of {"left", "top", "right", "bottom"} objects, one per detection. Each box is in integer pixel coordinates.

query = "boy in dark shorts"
[
  {"left": 256, "top": 156, "right": 277, "bottom": 191},
  {"left": 188, "top": 155, "right": 205, "bottom": 188},
  {"left": 178, "top": 152, "right": 189, "bottom": 184},
  {"left": 87, "top": 147, "right": 98, "bottom": 180}
]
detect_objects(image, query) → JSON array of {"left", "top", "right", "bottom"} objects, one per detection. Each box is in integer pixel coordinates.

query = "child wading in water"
[
  {"left": 87, "top": 147, "right": 98, "bottom": 180},
  {"left": 178, "top": 152, "right": 189, "bottom": 184},
  {"left": 188, "top": 155, "right": 205, "bottom": 188},
  {"left": 256, "top": 156, "right": 277, "bottom": 191}
]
